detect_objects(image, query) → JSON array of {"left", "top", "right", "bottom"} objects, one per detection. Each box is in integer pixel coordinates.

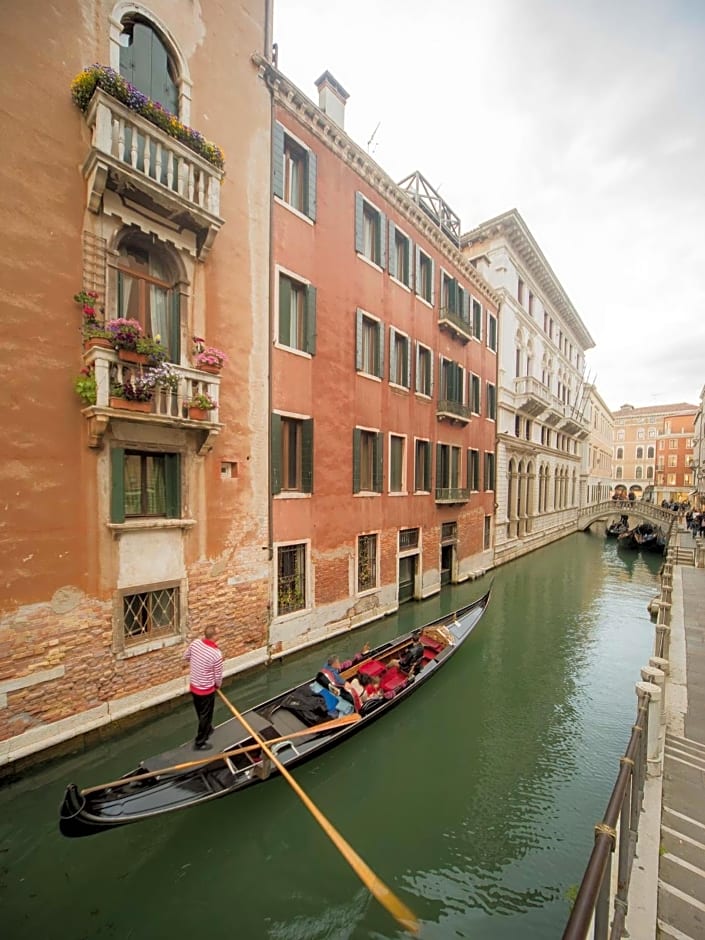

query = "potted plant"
[
  {"left": 74, "top": 367, "right": 97, "bottom": 406},
  {"left": 106, "top": 318, "right": 145, "bottom": 363},
  {"left": 194, "top": 343, "right": 228, "bottom": 374},
  {"left": 135, "top": 335, "right": 168, "bottom": 364},
  {"left": 188, "top": 391, "right": 216, "bottom": 420},
  {"left": 75, "top": 289, "right": 111, "bottom": 350},
  {"left": 110, "top": 374, "right": 154, "bottom": 413}
]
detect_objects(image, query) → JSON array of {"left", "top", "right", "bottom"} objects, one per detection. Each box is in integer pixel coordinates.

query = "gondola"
[
  {"left": 606, "top": 516, "right": 629, "bottom": 538},
  {"left": 60, "top": 587, "right": 491, "bottom": 838}
]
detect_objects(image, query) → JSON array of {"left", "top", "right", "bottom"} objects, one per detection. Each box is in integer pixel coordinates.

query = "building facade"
[
  {"left": 612, "top": 403, "right": 696, "bottom": 503},
  {"left": 0, "top": 0, "right": 272, "bottom": 762},
  {"left": 266, "top": 68, "right": 499, "bottom": 655},
  {"left": 693, "top": 387, "right": 705, "bottom": 509},
  {"left": 583, "top": 385, "right": 614, "bottom": 505},
  {"left": 461, "top": 211, "right": 595, "bottom": 564}
]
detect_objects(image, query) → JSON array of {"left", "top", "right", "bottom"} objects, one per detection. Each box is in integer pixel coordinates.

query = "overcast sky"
[{"left": 273, "top": 0, "right": 705, "bottom": 412}]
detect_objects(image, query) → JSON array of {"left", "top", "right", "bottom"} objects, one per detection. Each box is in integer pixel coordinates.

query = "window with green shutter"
[
  {"left": 356, "top": 310, "right": 384, "bottom": 377},
  {"left": 389, "top": 435, "right": 405, "bottom": 492},
  {"left": 355, "top": 193, "right": 386, "bottom": 267},
  {"left": 273, "top": 123, "right": 317, "bottom": 221},
  {"left": 484, "top": 452, "right": 496, "bottom": 491},
  {"left": 389, "top": 223, "right": 411, "bottom": 287},
  {"left": 488, "top": 313, "right": 498, "bottom": 351},
  {"left": 272, "top": 415, "right": 313, "bottom": 494},
  {"left": 278, "top": 272, "right": 316, "bottom": 354},
  {"left": 468, "top": 449, "right": 480, "bottom": 491},
  {"left": 487, "top": 383, "right": 497, "bottom": 420},
  {"left": 416, "top": 249, "right": 434, "bottom": 304},
  {"left": 111, "top": 449, "right": 181, "bottom": 522},
  {"left": 471, "top": 374, "right": 481, "bottom": 413},
  {"left": 414, "top": 439, "right": 431, "bottom": 492},
  {"left": 354, "top": 428, "right": 383, "bottom": 493},
  {"left": 390, "top": 329, "right": 410, "bottom": 388},
  {"left": 119, "top": 20, "right": 179, "bottom": 115},
  {"left": 472, "top": 298, "right": 483, "bottom": 340}
]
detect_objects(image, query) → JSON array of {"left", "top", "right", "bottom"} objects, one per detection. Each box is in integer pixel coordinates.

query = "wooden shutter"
[
  {"left": 404, "top": 337, "right": 411, "bottom": 388},
  {"left": 413, "top": 244, "right": 419, "bottom": 294},
  {"left": 388, "top": 220, "right": 397, "bottom": 277},
  {"left": 304, "top": 285, "right": 317, "bottom": 355},
  {"left": 352, "top": 428, "right": 361, "bottom": 493},
  {"left": 436, "top": 443, "right": 443, "bottom": 490},
  {"left": 306, "top": 149, "right": 317, "bottom": 220},
  {"left": 165, "top": 453, "right": 181, "bottom": 518},
  {"left": 373, "top": 432, "right": 384, "bottom": 493},
  {"left": 354, "top": 193, "right": 364, "bottom": 253},
  {"left": 428, "top": 347, "right": 434, "bottom": 397},
  {"left": 273, "top": 123, "right": 285, "bottom": 199},
  {"left": 424, "top": 441, "right": 431, "bottom": 491},
  {"left": 110, "top": 448, "right": 125, "bottom": 524},
  {"left": 389, "top": 328, "right": 397, "bottom": 382},
  {"left": 278, "top": 275, "right": 291, "bottom": 346},
  {"left": 379, "top": 212, "right": 387, "bottom": 269},
  {"left": 302, "top": 419, "right": 314, "bottom": 493},
  {"left": 458, "top": 286, "right": 467, "bottom": 322},
  {"left": 271, "top": 414, "right": 282, "bottom": 495},
  {"left": 169, "top": 289, "right": 181, "bottom": 363},
  {"left": 430, "top": 258, "right": 436, "bottom": 305},
  {"left": 377, "top": 322, "right": 385, "bottom": 378},
  {"left": 355, "top": 309, "right": 364, "bottom": 370}
]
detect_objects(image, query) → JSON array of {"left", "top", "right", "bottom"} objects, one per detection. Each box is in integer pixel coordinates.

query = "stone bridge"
[{"left": 577, "top": 499, "right": 677, "bottom": 532}]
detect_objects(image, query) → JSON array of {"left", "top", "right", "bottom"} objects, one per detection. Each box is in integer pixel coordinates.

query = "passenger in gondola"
[
  {"left": 398, "top": 630, "right": 425, "bottom": 677},
  {"left": 312, "top": 644, "right": 372, "bottom": 716}
]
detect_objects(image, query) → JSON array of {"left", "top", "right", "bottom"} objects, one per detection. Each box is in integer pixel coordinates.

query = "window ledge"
[
  {"left": 117, "top": 634, "right": 182, "bottom": 660},
  {"left": 108, "top": 519, "right": 197, "bottom": 535},
  {"left": 274, "top": 341, "right": 312, "bottom": 359},
  {"left": 356, "top": 587, "right": 380, "bottom": 598},
  {"left": 414, "top": 392, "right": 432, "bottom": 402},
  {"left": 356, "top": 252, "right": 384, "bottom": 274},
  {"left": 356, "top": 371, "right": 382, "bottom": 383},
  {"left": 416, "top": 295, "right": 434, "bottom": 310},
  {"left": 274, "top": 196, "right": 315, "bottom": 226},
  {"left": 390, "top": 276, "right": 411, "bottom": 293},
  {"left": 353, "top": 491, "right": 381, "bottom": 497},
  {"left": 388, "top": 491, "right": 408, "bottom": 497},
  {"left": 389, "top": 382, "right": 410, "bottom": 394},
  {"left": 274, "top": 492, "right": 312, "bottom": 499}
]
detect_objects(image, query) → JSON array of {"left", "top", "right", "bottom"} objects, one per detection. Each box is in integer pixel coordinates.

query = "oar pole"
[{"left": 216, "top": 689, "right": 418, "bottom": 935}]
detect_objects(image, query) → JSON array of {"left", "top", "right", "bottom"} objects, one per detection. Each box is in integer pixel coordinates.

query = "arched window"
[
  {"left": 616, "top": 466, "right": 623, "bottom": 479},
  {"left": 616, "top": 447, "right": 623, "bottom": 459},
  {"left": 116, "top": 232, "right": 181, "bottom": 362},
  {"left": 119, "top": 18, "right": 179, "bottom": 114},
  {"left": 646, "top": 466, "right": 654, "bottom": 479},
  {"left": 647, "top": 446, "right": 655, "bottom": 459},
  {"left": 648, "top": 429, "right": 656, "bottom": 438},
  {"left": 636, "top": 446, "right": 643, "bottom": 459},
  {"left": 635, "top": 465, "right": 643, "bottom": 479}
]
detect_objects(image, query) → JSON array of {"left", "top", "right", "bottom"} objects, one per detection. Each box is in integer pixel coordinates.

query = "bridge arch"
[{"left": 577, "top": 499, "right": 676, "bottom": 532}]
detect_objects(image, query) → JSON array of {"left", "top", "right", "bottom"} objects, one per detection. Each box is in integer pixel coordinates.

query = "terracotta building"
[
  {"left": 612, "top": 403, "right": 696, "bottom": 502},
  {"left": 265, "top": 67, "right": 499, "bottom": 654},
  {"left": 0, "top": 1, "right": 272, "bottom": 763}
]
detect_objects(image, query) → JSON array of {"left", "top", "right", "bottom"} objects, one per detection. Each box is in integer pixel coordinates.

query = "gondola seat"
[
  {"left": 378, "top": 665, "right": 408, "bottom": 694},
  {"left": 358, "top": 659, "right": 386, "bottom": 678}
]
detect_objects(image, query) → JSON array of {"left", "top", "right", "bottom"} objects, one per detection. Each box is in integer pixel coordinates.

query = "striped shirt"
[{"left": 184, "top": 637, "right": 223, "bottom": 695}]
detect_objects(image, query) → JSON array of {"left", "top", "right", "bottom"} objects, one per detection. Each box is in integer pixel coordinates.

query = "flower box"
[
  {"left": 188, "top": 407, "right": 209, "bottom": 421},
  {"left": 118, "top": 349, "right": 149, "bottom": 366},
  {"left": 110, "top": 397, "right": 152, "bottom": 414},
  {"left": 84, "top": 337, "right": 113, "bottom": 351}
]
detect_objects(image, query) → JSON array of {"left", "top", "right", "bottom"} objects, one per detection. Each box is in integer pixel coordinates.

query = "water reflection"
[{"left": 1, "top": 533, "right": 659, "bottom": 940}]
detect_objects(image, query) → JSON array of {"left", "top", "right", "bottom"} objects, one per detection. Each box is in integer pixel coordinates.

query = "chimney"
[{"left": 314, "top": 70, "right": 349, "bottom": 129}]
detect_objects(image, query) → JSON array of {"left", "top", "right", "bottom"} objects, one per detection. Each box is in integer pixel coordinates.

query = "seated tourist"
[{"left": 398, "top": 631, "right": 425, "bottom": 676}]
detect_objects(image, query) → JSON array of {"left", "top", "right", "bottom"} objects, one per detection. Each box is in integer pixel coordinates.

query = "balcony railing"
[
  {"left": 438, "top": 308, "right": 473, "bottom": 343},
  {"left": 435, "top": 487, "right": 470, "bottom": 504},
  {"left": 81, "top": 347, "right": 221, "bottom": 453},
  {"left": 436, "top": 399, "right": 472, "bottom": 423},
  {"left": 513, "top": 376, "right": 551, "bottom": 416},
  {"left": 82, "top": 89, "right": 224, "bottom": 257}
]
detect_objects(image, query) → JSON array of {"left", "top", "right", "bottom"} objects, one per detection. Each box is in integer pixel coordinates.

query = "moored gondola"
[{"left": 60, "top": 587, "right": 491, "bottom": 838}]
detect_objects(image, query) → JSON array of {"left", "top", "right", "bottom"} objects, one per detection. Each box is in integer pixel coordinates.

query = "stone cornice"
[
  {"left": 461, "top": 209, "right": 594, "bottom": 350},
  {"left": 253, "top": 55, "right": 500, "bottom": 310}
]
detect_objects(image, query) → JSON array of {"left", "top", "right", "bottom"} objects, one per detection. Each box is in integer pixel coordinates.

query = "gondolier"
[{"left": 184, "top": 626, "right": 224, "bottom": 750}]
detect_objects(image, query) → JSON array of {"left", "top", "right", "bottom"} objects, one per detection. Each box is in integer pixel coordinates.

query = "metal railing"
[
  {"left": 436, "top": 399, "right": 472, "bottom": 422},
  {"left": 562, "top": 689, "right": 650, "bottom": 940},
  {"left": 435, "top": 487, "right": 469, "bottom": 503},
  {"left": 438, "top": 308, "right": 473, "bottom": 341}
]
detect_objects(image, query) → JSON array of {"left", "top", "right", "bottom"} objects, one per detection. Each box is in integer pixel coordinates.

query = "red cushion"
[
  {"left": 421, "top": 636, "right": 443, "bottom": 652},
  {"left": 379, "top": 666, "right": 407, "bottom": 693},
  {"left": 422, "top": 648, "right": 436, "bottom": 661},
  {"left": 360, "top": 660, "right": 386, "bottom": 677}
]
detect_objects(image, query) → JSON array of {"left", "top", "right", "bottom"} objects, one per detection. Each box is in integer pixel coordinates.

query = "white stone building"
[{"left": 461, "top": 210, "right": 595, "bottom": 564}]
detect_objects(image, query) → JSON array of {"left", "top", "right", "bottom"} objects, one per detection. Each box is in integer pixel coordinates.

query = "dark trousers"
[{"left": 191, "top": 691, "right": 215, "bottom": 746}]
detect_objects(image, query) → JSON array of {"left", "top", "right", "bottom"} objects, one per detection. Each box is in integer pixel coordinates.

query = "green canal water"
[{"left": 1, "top": 531, "right": 661, "bottom": 939}]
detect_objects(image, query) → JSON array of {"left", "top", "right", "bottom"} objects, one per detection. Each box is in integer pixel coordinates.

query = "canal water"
[{"left": 1, "top": 531, "right": 661, "bottom": 939}]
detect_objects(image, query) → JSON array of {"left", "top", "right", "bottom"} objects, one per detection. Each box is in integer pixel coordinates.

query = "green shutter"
[
  {"left": 430, "top": 259, "right": 436, "bottom": 305},
  {"left": 377, "top": 323, "right": 385, "bottom": 378},
  {"left": 119, "top": 34, "right": 135, "bottom": 85},
  {"left": 352, "top": 428, "right": 361, "bottom": 494},
  {"left": 304, "top": 285, "right": 317, "bottom": 355},
  {"left": 165, "top": 453, "right": 181, "bottom": 518},
  {"left": 273, "top": 123, "right": 285, "bottom": 199},
  {"left": 110, "top": 448, "right": 125, "bottom": 524},
  {"left": 355, "top": 309, "right": 363, "bottom": 370},
  {"left": 302, "top": 419, "right": 314, "bottom": 493},
  {"left": 404, "top": 338, "right": 411, "bottom": 388},
  {"left": 458, "top": 286, "right": 467, "bottom": 322},
  {"left": 306, "top": 149, "right": 317, "bottom": 220},
  {"left": 448, "top": 278, "right": 458, "bottom": 314},
  {"left": 379, "top": 212, "right": 387, "bottom": 269},
  {"left": 278, "top": 275, "right": 291, "bottom": 346},
  {"left": 424, "top": 442, "right": 431, "bottom": 491},
  {"left": 389, "top": 328, "right": 397, "bottom": 382},
  {"left": 388, "top": 220, "right": 396, "bottom": 277},
  {"left": 373, "top": 432, "right": 384, "bottom": 493},
  {"left": 169, "top": 289, "right": 180, "bottom": 363},
  {"left": 271, "top": 414, "right": 282, "bottom": 495},
  {"left": 132, "top": 24, "right": 153, "bottom": 102},
  {"left": 404, "top": 239, "right": 411, "bottom": 286},
  {"left": 411, "top": 243, "right": 418, "bottom": 293},
  {"left": 355, "top": 193, "right": 364, "bottom": 253},
  {"left": 436, "top": 443, "right": 442, "bottom": 490}
]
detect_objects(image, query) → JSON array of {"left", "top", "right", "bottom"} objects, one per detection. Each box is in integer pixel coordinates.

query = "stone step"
[
  {"left": 663, "top": 807, "right": 705, "bottom": 850},
  {"left": 667, "top": 733, "right": 705, "bottom": 759},
  {"left": 662, "top": 825, "right": 705, "bottom": 872}
]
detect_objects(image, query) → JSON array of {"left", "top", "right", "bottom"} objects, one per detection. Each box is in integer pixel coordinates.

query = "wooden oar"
[
  {"left": 217, "top": 689, "right": 419, "bottom": 934},
  {"left": 80, "top": 714, "right": 360, "bottom": 796}
]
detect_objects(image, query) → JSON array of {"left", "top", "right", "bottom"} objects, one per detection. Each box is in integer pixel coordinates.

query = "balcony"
[
  {"left": 82, "top": 90, "right": 224, "bottom": 258},
  {"left": 435, "top": 487, "right": 470, "bottom": 504},
  {"left": 436, "top": 399, "right": 472, "bottom": 424},
  {"left": 80, "top": 347, "right": 222, "bottom": 454},
  {"left": 514, "top": 377, "right": 550, "bottom": 417},
  {"left": 438, "top": 308, "right": 472, "bottom": 344}
]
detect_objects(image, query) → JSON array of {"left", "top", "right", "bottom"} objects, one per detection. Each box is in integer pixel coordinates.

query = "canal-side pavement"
[{"left": 626, "top": 531, "right": 705, "bottom": 940}]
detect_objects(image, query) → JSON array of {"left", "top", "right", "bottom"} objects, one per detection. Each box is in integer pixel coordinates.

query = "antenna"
[{"left": 367, "top": 122, "right": 381, "bottom": 154}]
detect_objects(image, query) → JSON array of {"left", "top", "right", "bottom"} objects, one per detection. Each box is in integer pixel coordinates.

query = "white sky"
[{"left": 273, "top": 0, "right": 705, "bottom": 412}]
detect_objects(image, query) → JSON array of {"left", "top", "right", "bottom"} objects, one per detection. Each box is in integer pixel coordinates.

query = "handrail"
[{"left": 562, "top": 689, "right": 650, "bottom": 940}]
